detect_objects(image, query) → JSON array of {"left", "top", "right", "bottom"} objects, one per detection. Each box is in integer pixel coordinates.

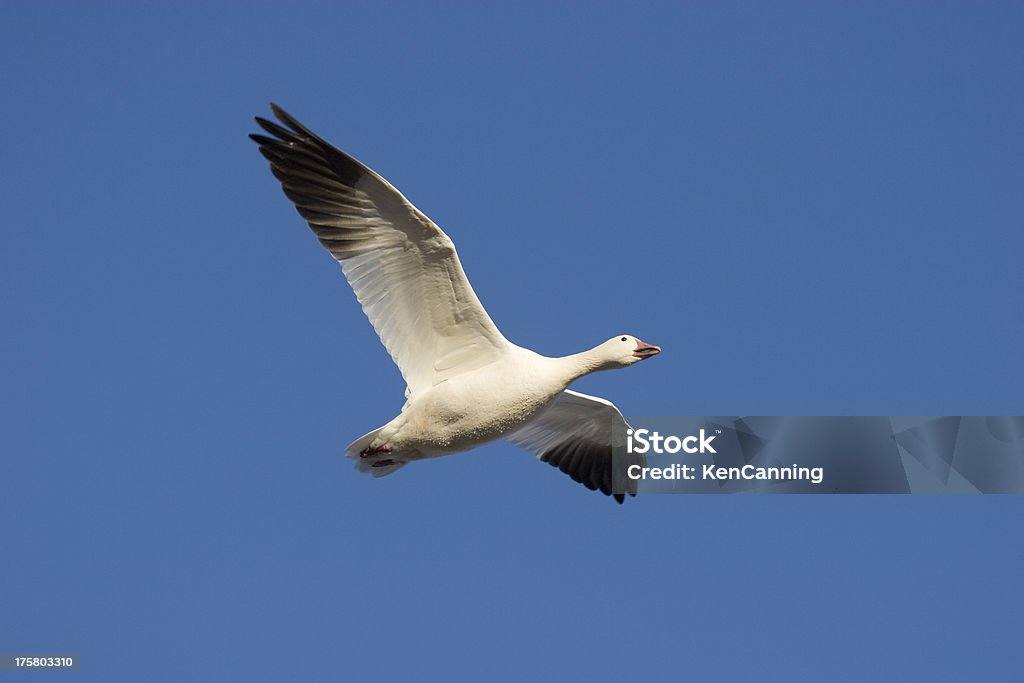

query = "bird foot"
[{"left": 360, "top": 443, "right": 393, "bottom": 458}]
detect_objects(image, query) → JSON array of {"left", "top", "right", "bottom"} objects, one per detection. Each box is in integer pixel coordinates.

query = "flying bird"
[{"left": 250, "top": 104, "right": 660, "bottom": 502}]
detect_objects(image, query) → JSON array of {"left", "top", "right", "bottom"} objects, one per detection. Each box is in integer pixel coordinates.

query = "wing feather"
[
  {"left": 250, "top": 104, "right": 509, "bottom": 396},
  {"left": 506, "top": 390, "right": 643, "bottom": 503}
]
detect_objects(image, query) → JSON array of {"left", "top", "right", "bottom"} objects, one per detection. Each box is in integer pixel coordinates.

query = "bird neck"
[{"left": 557, "top": 347, "right": 610, "bottom": 383}]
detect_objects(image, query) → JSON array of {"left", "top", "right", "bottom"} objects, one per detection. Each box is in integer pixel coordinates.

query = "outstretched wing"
[
  {"left": 250, "top": 104, "right": 510, "bottom": 397},
  {"left": 506, "top": 390, "right": 642, "bottom": 503}
]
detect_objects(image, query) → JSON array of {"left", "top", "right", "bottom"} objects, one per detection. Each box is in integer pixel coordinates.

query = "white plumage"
[{"left": 251, "top": 104, "right": 660, "bottom": 502}]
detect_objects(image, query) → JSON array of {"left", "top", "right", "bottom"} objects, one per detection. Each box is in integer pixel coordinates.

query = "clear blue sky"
[{"left": 2, "top": 2, "right": 1022, "bottom": 680}]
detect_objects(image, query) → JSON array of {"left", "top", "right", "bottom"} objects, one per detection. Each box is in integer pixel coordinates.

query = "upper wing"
[
  {"left": 505, "top": 390, "right": 642, "bottom": 503},
  {"left": 250, "top": 104, "right": 510, "bottom": 397}
]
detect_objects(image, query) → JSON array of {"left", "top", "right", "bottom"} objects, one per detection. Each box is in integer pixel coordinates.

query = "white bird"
[{"left": 250, "top": 104, "right": 660, "bottom": 503}]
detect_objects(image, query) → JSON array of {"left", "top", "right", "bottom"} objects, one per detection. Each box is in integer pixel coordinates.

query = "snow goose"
[{"left": 250, "top": 104, "right": 660, "bottom": 503}]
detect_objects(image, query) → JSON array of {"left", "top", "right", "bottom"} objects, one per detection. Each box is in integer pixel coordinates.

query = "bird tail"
[{"left": 345, "top": 427, "right": 408, "bottom": 478}]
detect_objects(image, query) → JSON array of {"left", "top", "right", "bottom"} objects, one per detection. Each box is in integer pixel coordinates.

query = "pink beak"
[{"left": 633, "top": 340, "right": 661, "bottom": 359}]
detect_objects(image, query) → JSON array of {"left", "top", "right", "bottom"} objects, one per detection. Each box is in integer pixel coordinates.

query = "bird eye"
[{"left": 621, "top": 337, "right": 627, "bottom": 342}]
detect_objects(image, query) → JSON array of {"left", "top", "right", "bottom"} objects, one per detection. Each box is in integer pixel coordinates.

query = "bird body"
[
  {"left": 350, "top": 344, "right": 617, "bottom": 465},
  {"left": 353, "top": 347, "right": 566, "bottom": 461},
  {"left": 251, "top": 104, "right": 660, "bottom": 502}
]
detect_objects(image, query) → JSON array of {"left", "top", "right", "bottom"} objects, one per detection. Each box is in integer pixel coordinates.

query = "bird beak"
[{"left": 633, "top": 340, "right": 661, "bottom": 359}]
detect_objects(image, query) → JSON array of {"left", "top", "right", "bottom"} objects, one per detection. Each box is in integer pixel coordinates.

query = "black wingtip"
[
  {"left": 254, "top": 115, "right": 302, "bottom": 144},
  {"left": 246, "top": 103, "right": 311, "bottom": 143},
  {"left": 268, "top": 102, "right": 315, "bottom": 139},
  {"left": 250, "top": 102, "right": 373, "bottom": 189},
  {"left": 614, "top": 493, "right": 625, "bottom": 504}
]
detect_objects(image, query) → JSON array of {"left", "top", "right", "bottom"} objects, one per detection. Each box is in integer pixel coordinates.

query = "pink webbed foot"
[{"left": 359, "top": 443, "right": 393, "bottom": 458}]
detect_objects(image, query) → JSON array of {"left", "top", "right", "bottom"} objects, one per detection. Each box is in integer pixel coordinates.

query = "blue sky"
[{"left": 1, "top": 1, "right": 1022, "bottom": 680}]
